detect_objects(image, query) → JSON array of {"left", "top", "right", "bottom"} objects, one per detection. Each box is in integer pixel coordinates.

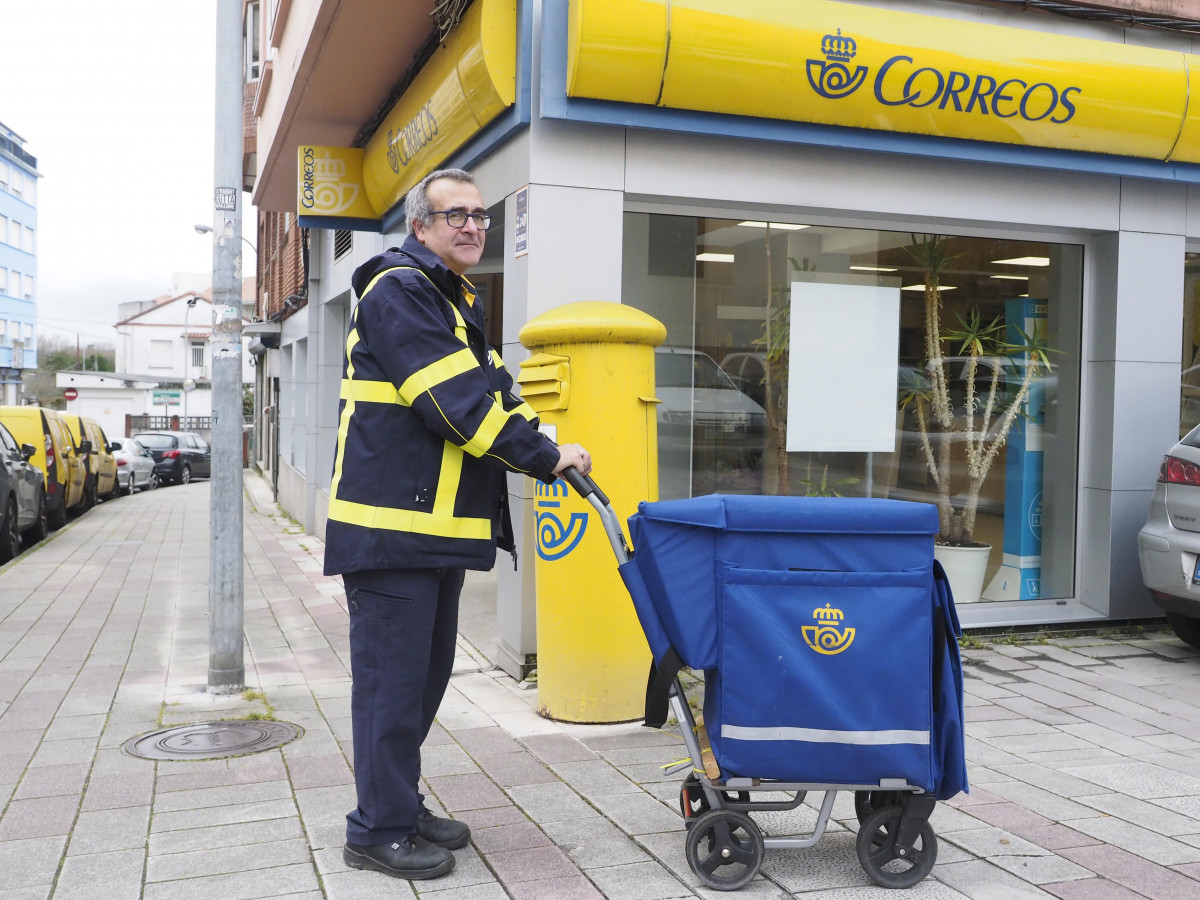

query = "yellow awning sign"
[
  {"left": 566, "top": 0, "right": 1200, "bottom": 165},
  {"left": 297, "top": 147, "right": 377, "bottom": 220},
  {"left": 296, "top": 0, "right": 516, "bottom": 224},
  {"left": 362, "top": 0, "right": 516, "bottom": 217}
]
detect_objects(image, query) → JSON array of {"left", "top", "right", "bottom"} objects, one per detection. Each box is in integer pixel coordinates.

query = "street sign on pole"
[
  {"left": 152, "top": 389, "right": 181, "bottom": 406},
  {"left": 63, "top": 388, "right": 78, "bottom": 401}
]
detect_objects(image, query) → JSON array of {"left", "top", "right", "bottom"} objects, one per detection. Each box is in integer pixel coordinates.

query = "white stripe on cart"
[{"left": 722, "top": 725, "right": 930, "bottom": 745}]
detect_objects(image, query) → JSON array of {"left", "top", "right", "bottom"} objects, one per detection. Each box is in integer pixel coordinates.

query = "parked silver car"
[
  {"left": 1137, "top": 423, "right": 1200, "bottom": 649},
  {"left": 111, "top": 438, "right": 159, "bottom": 495}
]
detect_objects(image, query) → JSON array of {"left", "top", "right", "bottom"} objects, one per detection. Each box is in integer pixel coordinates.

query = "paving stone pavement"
[{"left": 3, "top": 471, "right": 1200, "bottom": 898}]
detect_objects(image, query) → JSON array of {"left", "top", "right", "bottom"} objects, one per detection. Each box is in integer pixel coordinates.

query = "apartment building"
[{"left": 0, "top": 121, "right": 37, "bottom": 406}]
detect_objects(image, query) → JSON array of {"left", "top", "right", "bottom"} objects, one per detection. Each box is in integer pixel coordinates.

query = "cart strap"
[{"left": 644, "top": 646, "right": 684, "bottom": 729}]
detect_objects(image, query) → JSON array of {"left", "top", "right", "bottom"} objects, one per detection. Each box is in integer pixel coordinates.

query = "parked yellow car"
[
  {"left": 0, "top": 406, "right": 87, "bottom": 528},
  {"left": 63, "top": 414, "right": 119, "bottom": 506}
]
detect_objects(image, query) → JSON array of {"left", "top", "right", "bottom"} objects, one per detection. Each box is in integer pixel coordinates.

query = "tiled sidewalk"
[{"left": 3, "top": 472, "right": 1200, "bottom": 898}]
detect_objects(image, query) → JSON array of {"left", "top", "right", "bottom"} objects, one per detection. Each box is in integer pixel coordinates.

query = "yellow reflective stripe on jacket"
[
  {"left": 326, "top": 498, "right": 491, "bottom": 540},
  {"left": 340, "top": 380, "right": 402, "bottom": 404},
  {"left": 462, "top": 404, "right": 512, "bottom": 458},
  {"left": 328, "top": 315, "right": 362, "bottom": 506},
  {"left": 397, "top": 347, "right": 479, "bottom": 406},
  {"left": 512, "top": 400, "right": 536, "bottom": 422},
  {"left": 326, "top": 442, "right": 490, "bottom": 539}
]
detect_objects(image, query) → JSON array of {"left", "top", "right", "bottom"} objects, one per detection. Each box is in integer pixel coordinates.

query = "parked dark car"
[
  {"left": 132, "top": 431, "right": 212, "bottom": 485},
  {"left": 0, "top": 420, "right": 48, "bottom": 561}
]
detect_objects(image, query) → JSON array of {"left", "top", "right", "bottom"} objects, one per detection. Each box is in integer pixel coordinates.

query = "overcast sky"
[{"left": 2, "top": 2, "right": 249, "bottom": 347}]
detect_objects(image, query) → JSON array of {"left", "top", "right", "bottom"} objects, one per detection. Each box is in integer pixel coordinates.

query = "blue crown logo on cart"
[
  {"left": 802, "top": 604, "right": 856, "bottom": 655},
  {"left": 534, "top": 479, "right": 588, "bottom": 561}
]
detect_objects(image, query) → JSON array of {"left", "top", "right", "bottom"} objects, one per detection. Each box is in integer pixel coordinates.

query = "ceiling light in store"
[
  {"left": 736, "top": 221, "right": 809, "bottom": 230},
  {"left": 992, "top": 256, "right": 1049, "bottom": 266},
  {"left": 990, "top": 274, "right": 1030, "bottom": 281},
  {"left": 696, "top": 252, "right": 736, "bottom": 263},
  {"left": 901, "top": 284, "right": 956, "bottom": 291},
  {"left": 850, "top": 265, "right": 898, "bottom": 272}
]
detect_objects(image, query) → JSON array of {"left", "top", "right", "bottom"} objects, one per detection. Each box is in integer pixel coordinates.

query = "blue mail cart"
[{"left": 562, "top": 472, "right": 967, "bottom": 891}]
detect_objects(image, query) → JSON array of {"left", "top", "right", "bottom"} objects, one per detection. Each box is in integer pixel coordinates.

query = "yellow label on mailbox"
[
  {"left": 566, "top": 0, "right": 1200, "bottom": 164},
  {"left": 296, "top": 146, "right": 378, "bottom": 219}
]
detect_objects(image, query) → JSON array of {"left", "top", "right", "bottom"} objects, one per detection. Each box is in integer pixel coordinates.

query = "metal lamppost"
[{"left": 205, "top": 0, "right": 246, "bottom": 694}]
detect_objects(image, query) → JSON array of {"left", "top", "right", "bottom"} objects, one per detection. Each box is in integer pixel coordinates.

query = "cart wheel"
[
  {"left": 856, "top": 805, "right": 938, "bottom": 889},
  {"left": 854, "top": 790, "right": 904, "bottom": 825},
  {"left": 680, "top": 773, "right": 753, "bottom": 829},
  {"left": 685, "top": 810, "right": 764, "bottom": 891}
]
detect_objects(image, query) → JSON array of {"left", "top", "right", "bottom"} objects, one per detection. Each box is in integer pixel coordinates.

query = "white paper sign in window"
[{"left": 787, "top": 282, "right": 901, "bottom": 452}]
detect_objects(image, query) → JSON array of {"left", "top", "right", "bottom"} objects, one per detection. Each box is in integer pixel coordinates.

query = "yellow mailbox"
[{"left": 518, "top": 301, "right": 666, "bottom": 722}]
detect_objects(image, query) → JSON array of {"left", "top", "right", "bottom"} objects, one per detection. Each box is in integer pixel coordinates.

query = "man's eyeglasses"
[{"left": 429, "top": 210, "right": 492, "bottom": 230}]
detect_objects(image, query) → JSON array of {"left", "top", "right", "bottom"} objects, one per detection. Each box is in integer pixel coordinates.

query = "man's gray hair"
[{"left": 405, "top": 168, "right": 475, "bottom": 233}]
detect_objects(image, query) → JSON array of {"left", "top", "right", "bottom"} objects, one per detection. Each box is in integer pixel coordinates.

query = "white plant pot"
[{"left": 934, "top": 543, "right": 992, "bottom": 605}]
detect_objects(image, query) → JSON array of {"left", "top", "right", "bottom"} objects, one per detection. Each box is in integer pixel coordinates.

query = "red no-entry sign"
[{"left": 63, "top": 388, "right": 78, "bottom": 401}]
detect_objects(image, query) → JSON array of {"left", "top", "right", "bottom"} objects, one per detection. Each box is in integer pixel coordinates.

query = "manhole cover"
[{"left": 122, "top": 720, "right": 303, "bottom": 760}]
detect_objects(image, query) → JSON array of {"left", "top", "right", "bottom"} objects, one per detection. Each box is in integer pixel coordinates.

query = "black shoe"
[
  {"left": 343, "top": 836, "right": 455, "bottom": 880},
  {"left": 416, "top": 809, "right": 471, "bottom": 850}
]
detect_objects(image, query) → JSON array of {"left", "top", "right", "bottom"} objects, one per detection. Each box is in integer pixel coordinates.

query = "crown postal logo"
[
  {"left": 802, "top": 603, "right": 856, "bottom": 655},
  {"left": 806, "top": 28, "right": 868, "bottom": 100}
]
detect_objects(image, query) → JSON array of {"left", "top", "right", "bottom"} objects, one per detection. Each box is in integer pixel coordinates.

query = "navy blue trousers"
[{"left": 344, "top": 567, "right": 465, "bottom": 846}]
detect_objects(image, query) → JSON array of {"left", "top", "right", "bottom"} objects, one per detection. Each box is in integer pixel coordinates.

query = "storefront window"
[{"left": 623, "top": 213, "right": 1082, "bottom": 602}]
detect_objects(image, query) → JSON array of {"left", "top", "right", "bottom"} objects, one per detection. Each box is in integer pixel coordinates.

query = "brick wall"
[{"left": 257, "top": 212, "right": 306, "bottom": 321}]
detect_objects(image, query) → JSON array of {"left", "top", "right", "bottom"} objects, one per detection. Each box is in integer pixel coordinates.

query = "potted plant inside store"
[{"left": 899, "top": 234, "right": 1054, "bottom": 603}]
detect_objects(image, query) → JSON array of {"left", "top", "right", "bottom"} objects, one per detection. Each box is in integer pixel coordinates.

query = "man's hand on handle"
[{"left": 553, "top": 443, "right": 592, "bottom": 477}]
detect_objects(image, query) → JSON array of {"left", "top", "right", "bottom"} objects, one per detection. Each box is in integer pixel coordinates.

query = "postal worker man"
[{"left": 325, "top": 167, "right": 591, "bottom": 880}]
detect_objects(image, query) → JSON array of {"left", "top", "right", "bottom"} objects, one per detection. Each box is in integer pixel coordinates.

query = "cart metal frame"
[{"left": 563, "top": 469, "right": 940, "bottom": 891}]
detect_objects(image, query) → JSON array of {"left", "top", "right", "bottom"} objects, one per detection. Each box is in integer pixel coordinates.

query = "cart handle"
[
  {"left": 560, "top": 466, "right": 630, "bottom": 563},
  {"left": 561, "top": 466, "right": 611, "bottom": 507}
]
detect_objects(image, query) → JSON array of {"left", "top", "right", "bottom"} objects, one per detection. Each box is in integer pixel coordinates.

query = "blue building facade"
[{"left": 0, "top": 121, "right": 38, "bottom": 403}]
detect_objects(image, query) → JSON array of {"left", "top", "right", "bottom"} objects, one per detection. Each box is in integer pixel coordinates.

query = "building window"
[
  {"left": 0, "top": 215, "right": 6, "bottom": 244},
  {"left": 245, "top": 0, "right": 261, "bottom": 81},
  {"left": 334, "top": 229, "right": 352, "bottom": 260},
  {"left": 191, "top": 342, "right": 205, "bottom": 369},
  {"left": 0, "top": 268, "right": 6, "bottom": 297},
  {"left": 149, "top": 339, "right": 173, "bottom": 368},
  {"left": 22, "top": 274, "right": 32, "bottom": 300},
  {"left": 22, "top": 226, "right": 33, "bottom": 253},
  {"left": 624, "top": 213, "right": 1082, "bottom": 603}
]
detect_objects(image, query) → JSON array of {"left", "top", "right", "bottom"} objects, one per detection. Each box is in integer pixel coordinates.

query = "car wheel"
[
  {"left": 105, "top": 477, "right": 120, "bottom": 502},
  {"left": 147, "top": 472, "right": 160, "bottom": 490},
  {"left": 180, "top": 464, "right": 191, "bottom": 486},
  {"left": 0, "top": 496, "right": 19, "bottom": 563},
  {"left": 1166, "top": 612, "right": 1200, "bottom": 652},
  {"left": 123, "top": 473, "right": 134, "bottom": 496},
  {"left": 24, "top": 489, "right": 48, "bottom": 546}
]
